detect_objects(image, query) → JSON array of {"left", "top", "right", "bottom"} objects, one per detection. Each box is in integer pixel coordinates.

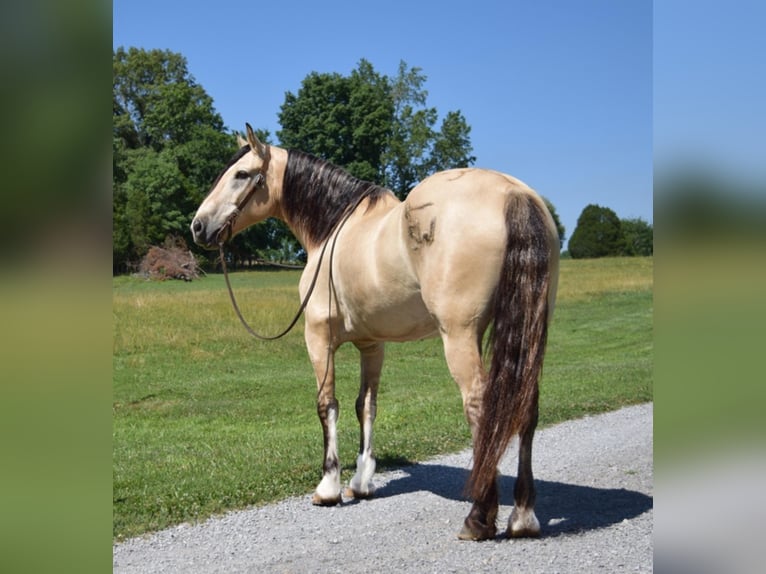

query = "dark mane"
[{"left": 282, "top": 150, "right": 392, "bottom": 245}]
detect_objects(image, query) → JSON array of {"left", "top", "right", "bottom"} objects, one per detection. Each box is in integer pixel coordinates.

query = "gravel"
[{"left": 114, "top": 403, "right": 653, "bottom": 573}]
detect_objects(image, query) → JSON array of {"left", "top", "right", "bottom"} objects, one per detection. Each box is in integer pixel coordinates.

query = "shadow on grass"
[{"left": 374, "top": 462, "right": 652, "bottom": 537}]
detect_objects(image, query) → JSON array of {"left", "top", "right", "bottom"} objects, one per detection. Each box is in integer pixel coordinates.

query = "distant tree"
[
  {"left": 113, "top": 47, "right": 236, "bottom": 272},
  {"left": 620, "top": 217, "right": 653, "bottom": 256},
  {"left": 278, "top": 59, "right": 475, "bottom": 199},
  {"left": 568, "top": 204, "right": 623, "bottom": 258}
]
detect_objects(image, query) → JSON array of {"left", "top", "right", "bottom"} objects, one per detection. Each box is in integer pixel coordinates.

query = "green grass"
[{"left": 113, "top": 257, "right": 652, "bottom": 539}]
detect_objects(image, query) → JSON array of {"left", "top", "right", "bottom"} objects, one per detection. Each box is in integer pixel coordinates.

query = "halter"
[
  {"left": 217, "top": 183, "right": 374, "bottom": 341},
  {"left": 215, "top": 172, "right": 265, "bottom": 245}
]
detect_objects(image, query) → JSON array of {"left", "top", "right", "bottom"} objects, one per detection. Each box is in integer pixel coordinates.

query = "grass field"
[{"left": 113, "top": 256, "right": 652, "bottom": 540}]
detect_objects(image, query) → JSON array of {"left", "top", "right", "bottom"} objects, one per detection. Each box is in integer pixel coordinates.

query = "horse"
[{"left": 191, "top": 124, "right": 559, "bottom": 541}]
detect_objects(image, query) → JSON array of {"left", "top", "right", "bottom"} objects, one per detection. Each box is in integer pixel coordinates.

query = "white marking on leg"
[
  {"left": 315, "top": 471, "right": 341, "bottom": 501},
  {"left": 349, "top": 452, "right": 376, "bottom": 496},
  {"left": 508, "top": 506, "right": 541, "bottom": 538},
  {"left": 314, "top": 405, "right": 341, "bottom": 503},
  {"left": 348, "top": 407, "right": 376, "bottom": 497}
]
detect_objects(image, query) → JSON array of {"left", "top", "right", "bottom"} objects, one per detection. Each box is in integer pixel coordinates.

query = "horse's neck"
[{"left": 264, "top": 146, "right": 302, "bottom": 240}]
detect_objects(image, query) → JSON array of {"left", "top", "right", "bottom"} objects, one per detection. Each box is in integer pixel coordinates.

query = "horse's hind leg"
[
  {"left": 441, "top": 331, "right": 498, "bottom": 541},
  {"left": 345, "top": 341, "right": 384, "bottom": 499},
  {"left": 508, "top": 406, "right": 541, "bottom": 537}
]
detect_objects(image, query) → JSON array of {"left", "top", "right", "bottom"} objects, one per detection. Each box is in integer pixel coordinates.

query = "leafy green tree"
[
  {"left": 113, "top": 47, "right": 236, "bottom": 272},
  {"left": 620, "top": 217, "right": 653, "bottom": 256},
  {"left": 430, "top": 111, "right": 477, "bottom": 173},
  {"left": 383, "top": 62, "right": 437, "bottom": 196},
  {"left": 122, "top": 148, "right": 186, "bottom": 252},
  {"left": 569, "top": 204, "right": 623, "bottom": 258},
  {"left": 278, "top": 60, "right": 476, "bottom": 199},
  {"left": 278, "top": 60, "right": 392, "bottom": 183},
  {"left": 113, "top": 47, "right": 225, "bottom": 150}
]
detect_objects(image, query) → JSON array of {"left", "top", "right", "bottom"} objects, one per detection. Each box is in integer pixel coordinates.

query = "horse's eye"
[{"left": 234, "top": 170, "right": 250, "bottom": 180}]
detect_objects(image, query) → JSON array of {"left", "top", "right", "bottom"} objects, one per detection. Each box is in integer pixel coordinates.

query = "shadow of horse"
[{"left": 373, "top": 461, "right": 653, "bottom": 537}]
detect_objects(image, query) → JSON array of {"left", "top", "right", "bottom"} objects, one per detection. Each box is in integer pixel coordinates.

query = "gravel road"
[{"left": 114, "top": 403, "right": 653, "bottom": 573}]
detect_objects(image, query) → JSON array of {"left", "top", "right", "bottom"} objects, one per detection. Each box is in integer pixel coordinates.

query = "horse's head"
[{"left": 191, "top": 123, "right": 276, "bottom": 249}]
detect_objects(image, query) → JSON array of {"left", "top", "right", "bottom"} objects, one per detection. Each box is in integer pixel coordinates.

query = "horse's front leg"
[
  {"left": 345, "top": 341, "right": 384, "bottom": 499},
  {"left": 307, "top": 331, "right": 342, "bottom": 506}
]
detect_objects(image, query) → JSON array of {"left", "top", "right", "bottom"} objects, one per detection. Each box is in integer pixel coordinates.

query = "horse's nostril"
[{"left": 192, "top": 218, "right": 203, "bottom": 234}]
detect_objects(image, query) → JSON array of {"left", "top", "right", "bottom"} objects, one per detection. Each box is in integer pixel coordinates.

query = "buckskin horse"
[{"left": 191, "top": 124, "right": 559, "bottom": 540}]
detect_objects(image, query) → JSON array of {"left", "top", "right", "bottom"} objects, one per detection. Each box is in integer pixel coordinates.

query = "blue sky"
[
  {"left": 114, "top": 0, "right": 653, "bottom": 249},
  {"left": 654, "top": 0, "right": 766, "bottom": 187}
]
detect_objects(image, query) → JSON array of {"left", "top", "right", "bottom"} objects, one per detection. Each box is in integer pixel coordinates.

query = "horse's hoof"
[
  {"left": 311, "top": 492, "right": 342, "bottom": 506},
  {"left": 344, "top": 486, "right": 375, "bottom": 500},
  {"left": 506, "top": 507, "right": 541, "bottom": 538},
  {"left": 506, "top": 526, "right": 541, "bottom": 538},
  {"left": 458, "top": 518, "right": 497, "bottom": 541}
]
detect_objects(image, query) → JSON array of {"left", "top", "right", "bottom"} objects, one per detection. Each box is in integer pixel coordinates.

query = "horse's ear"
[
  {"left": 246, "top": 123, "right": 266, "bottom": 159},
  {"left": 236, "top": 133, "right": 248, "bottom": 148}
]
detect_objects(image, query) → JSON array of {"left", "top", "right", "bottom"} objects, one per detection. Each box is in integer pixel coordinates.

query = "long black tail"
[{"left": 468, "top": 192, "right": 554, "bottom": 501}]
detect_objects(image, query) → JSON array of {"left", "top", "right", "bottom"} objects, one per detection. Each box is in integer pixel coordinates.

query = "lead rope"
[{"left": 218, "top": 190, "right": 372, "bottom": 341}]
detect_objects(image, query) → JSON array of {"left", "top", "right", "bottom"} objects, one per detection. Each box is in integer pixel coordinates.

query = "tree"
[
  {"left": 278, "top": 60, "right": 476, "bottom": 199},
  {"left": 113, "top": 47, "right": 225, "bottom": 150},
  {"left": 430, "top": 111, "right": 477, "bottom": 173},
  {"left": 568, "top": 204, "right": 623, "bottom": 259},
  {"left": 620, "top": 217, "right": 653, "bottom": 256},
  {"left": 113, "top": 47, "right": 236, "bottom": 272},
  {"left": 382, "top": 61, "right": 437, "bottom": 196},
  {"left": 277, "top": 61, "right": 392, "bottom": 183},
  {"left": 122, "top": 148, "right": 186, "bottom": 252}
]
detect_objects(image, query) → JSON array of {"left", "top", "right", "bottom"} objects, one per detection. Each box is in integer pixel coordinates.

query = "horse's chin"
[
  {"left": 197, "top": 240, "right": 220, "bottom": 251},
  {"left": 191, "top": 228, "right": 223, "bottom": 250}
]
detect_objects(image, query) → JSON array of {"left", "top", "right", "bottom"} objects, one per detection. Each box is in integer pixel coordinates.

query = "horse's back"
[
  {"left": 330, "top": 168, "right": 553, "bottom": 342},
  {"left": 407, "top": 167, "right": 532, "bottom": 201}
]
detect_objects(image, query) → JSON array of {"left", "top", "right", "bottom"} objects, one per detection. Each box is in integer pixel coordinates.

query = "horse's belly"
[{"left": 342, "top": 289, "right": 438, "bottom": 342}]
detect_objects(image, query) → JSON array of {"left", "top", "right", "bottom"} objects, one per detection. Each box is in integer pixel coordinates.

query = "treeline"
[
  {"left": 113, "top": 47, "right": 649, "bottom": 274},
  {"left": 113, "top": 48, "right": 486, "bottom": 273}
]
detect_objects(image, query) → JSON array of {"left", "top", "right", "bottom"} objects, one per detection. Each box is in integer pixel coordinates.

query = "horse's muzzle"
[{"left": 190, "top": 217, "right": 220, "bottom": 250}]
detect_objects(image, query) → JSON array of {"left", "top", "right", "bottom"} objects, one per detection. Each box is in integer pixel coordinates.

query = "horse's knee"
[{"left": 317, "top": 396, "right": 338, "bottom": 418}]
